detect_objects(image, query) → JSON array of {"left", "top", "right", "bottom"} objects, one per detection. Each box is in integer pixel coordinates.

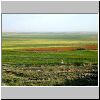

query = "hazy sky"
[{"left": 2, "top": 14, "right": 98, "bottom": 32}]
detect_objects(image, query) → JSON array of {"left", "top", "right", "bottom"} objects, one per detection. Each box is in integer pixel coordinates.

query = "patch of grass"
[{"left": 2, "top": 33, "right": 98, "bottom": 86}]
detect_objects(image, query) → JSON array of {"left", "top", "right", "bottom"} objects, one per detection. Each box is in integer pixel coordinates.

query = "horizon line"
[{"left": 2, "top": 31, "right": 98, "bottom": 33}]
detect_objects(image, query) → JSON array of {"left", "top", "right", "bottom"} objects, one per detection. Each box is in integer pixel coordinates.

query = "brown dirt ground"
[{"left": 22, "top": 45, "right": 97, "bottom": 52}]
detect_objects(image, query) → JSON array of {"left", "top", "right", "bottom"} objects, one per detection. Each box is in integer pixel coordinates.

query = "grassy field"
[{"left": 2, "top": 32, "right": 98, "bottom": 86}]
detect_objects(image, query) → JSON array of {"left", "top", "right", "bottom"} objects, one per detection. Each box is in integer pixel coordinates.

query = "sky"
[{"left": 2, "top": 14, "right": 98, "bottom": 32}]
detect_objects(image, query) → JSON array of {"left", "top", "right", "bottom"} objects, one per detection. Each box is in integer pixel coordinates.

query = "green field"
[{"left": 2, "top": 32, "right": 98, "bottom": 86}]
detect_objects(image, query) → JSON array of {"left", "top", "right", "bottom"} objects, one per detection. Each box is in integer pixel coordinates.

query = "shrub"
[{"left": 76, "top": 48, "right": 86, "bottom": 50}]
